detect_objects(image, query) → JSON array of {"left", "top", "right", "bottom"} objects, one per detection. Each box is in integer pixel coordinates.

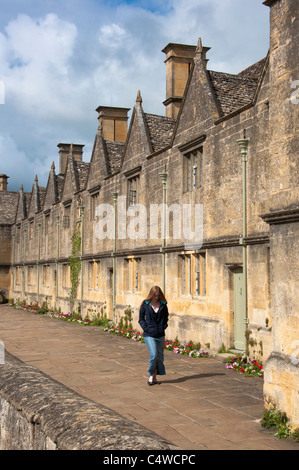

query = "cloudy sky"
[{"left": 0, "top": 0, "right": 270, "bottom": 192}]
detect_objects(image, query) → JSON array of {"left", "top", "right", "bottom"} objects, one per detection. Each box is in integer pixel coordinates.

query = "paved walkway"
[{"left": 0, "top": 304, "right": 297, "bottom": 450}]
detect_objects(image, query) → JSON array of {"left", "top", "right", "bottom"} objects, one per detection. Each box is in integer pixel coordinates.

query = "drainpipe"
[
  {"left": 112, "top": 192, "right": 118, "bottom": 324},
  {"left": 237, "top": 135, "right": 250, "bottom": 334},
  {"left": 12, "top": 233, "right": 15, "bottom": 294},
  {"left": 55, "top": 216, "right": 60, "bottom": 310},
  {"left": 37, "top": 223, "right": 41, "bottom": 305},
  {"left": 79, "top": 206, "right": 85, "bottom": 315},
  {"left": 159, "top": 171, "right": 168, "bottom": 294}
]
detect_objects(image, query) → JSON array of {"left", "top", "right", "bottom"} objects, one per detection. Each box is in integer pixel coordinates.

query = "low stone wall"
[{"left": 0, "top": 353, "right": 177, "bottom": 450}]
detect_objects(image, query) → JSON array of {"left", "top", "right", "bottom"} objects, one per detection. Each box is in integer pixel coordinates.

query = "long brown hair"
[{"left": 140, "top": 286, "right": 166, "bottom": 307}]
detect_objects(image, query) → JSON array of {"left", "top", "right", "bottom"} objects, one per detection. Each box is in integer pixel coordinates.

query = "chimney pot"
[
  {"left": 57, "top": 143, "right": 84, "bottom": 174},
  {"left": 0, "top": 174, "right": 9, "bottom": 191},
  {"left": 162, "top": 43, "right": 197, "bottom": 118},
  {"left": 96, "top": 106, "right": 130, "bottom": 143}
]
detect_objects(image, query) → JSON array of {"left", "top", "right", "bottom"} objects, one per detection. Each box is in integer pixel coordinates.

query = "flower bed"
[
  {"left": 104, "top": 325, "right": 144, "bottom": 342},
  {"left": 224, "top": 355, "right": 264, "bottom": 378},
  {"left": 105, "top": 325, "right": 210, "bottom": 358},
  {"left": 8, "top": 302, "right": 93, "bottom": 326},
  {"left": 165, "top": 339, "right": 210, "bottom": 358}
]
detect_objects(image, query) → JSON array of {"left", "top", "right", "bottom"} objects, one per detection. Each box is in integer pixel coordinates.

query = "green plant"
[
  {"left": 261, "top": 408, "right": 290, "bottom": 439},
  {"left": 291, "top": 427, "right": 299, "bottom": 443},
  {"left": 259, "top": 340, "right": 263, "bottom": 357},
  {"left": 118, "top": 305, "right": 133, "bottom": 330},
  {"left": 218, "top": 343, "right": 232, "bottom": 354},
  {"left": 90, "top": 313, "right": 111, "bottom": 328},
  {"left": 245, "top": 328, "right": 252, "bottom": 355},
  {"left": 68, "top": 223, "right": 81, "bottom": 311}
]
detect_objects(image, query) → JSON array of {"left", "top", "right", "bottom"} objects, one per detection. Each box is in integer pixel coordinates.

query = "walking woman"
[{"left": 139, "top": 286, "right": 169, "bottom": 386}]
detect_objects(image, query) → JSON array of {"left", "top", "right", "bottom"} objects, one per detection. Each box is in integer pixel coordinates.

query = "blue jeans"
[{"left": 144, "top": 336, "right": 166, "bottom": 376}]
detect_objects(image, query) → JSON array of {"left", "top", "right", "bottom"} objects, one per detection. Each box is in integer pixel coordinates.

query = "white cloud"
[
  {"left": 0, "top": 133, "right": 37, "bottom": 188},
  {"left": 0, "top": 1, "right": 270, "bottom": 192},
  {"left": 99, "top": 23, "right": 127, "bottom": 48},
  {"left": 1, "top": 13, "right": 79, "bottom": 118}
]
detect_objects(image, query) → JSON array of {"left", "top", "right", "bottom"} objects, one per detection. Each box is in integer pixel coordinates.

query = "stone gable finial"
[
  {"left": 195, "top": 37, "right": 210, "bottom": 67},
  {"left": 196, "top": 37, "right": 203, "bottom": 54},
  {"left": 136, "top": 90, "right": 142, "bottom": 106}
]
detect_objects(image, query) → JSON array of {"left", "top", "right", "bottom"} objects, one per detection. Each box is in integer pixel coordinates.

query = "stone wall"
[
  {"left": 0, "top": 225, "right": 12, "bottom": 297},
  {"left": 262, "top": 214, "right": 299, "bottom": 425},
  {"left": 0, "top": 353, "right": 176, "bottom": 450}
]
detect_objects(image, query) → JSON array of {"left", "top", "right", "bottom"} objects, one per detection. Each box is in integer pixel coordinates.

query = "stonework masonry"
[
  {"left": 0, "top": 353, "right": 175, "bottom": 450},
  {"left": 0, "top": 0, "right": 298, "bottom": 424}
]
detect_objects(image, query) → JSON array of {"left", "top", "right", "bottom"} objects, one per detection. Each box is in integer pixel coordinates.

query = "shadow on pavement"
[{"left": 161, "top": 373, "right": 225, "bottom": 384}]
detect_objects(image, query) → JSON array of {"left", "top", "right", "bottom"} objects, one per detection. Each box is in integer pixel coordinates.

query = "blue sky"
[{"left": 0, "top": 0, "right": 270, "bottom": 192}]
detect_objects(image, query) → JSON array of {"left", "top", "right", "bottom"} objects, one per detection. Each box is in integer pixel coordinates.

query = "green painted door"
[{"left": 234, "top": 267, "right": 246, "bottom": 351}]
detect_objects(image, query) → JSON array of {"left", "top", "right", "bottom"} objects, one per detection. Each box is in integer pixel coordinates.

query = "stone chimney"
[
  {"left": 162, "top": 43, "right": 197, "bottom": 119},
  {"left": 96, "top": 106, "right": 130, "bottom": 143},
  {"left": 57, "top": 143, "right": 85, "bottom": 175},
  {"left": 262, "top": 0, "right": 298, "bottom": 210},
  {"left": 0, "top": 174, "right": 9, "bottom": 191}
]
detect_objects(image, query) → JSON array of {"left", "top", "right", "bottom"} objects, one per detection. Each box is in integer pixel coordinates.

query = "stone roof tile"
[
  {"left": 144, "top": 113, "right": 176, "bottom": 153},
  {"left": 74, "top": 161, "right": 90, "bottom": 191},
  {"left": 0, "top": 191, "right": 19, "bottom": 225},
  {"left": 208, "top": 57, "right": 266, "bottom": 117},
  {"left": 105, "top": 141, "right": 125, "bottom": 174}
]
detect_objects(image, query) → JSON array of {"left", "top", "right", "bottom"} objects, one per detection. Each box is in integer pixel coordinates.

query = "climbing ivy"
[{"left": 68, "top": 223, "right": 81, "bottom": 311}]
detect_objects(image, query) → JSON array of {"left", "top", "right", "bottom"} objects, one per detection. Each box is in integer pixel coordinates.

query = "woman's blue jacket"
[{"left": 138, "top": 299, "right": 169, "bottom": 338}]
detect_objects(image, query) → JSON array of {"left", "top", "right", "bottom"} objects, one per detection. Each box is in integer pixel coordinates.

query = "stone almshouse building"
[{"left": 0, "top": 0, "right": 298, "bottom": 423}]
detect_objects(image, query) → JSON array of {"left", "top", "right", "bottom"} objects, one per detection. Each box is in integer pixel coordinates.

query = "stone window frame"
[
  {"left": 179, "top": 134, "right": 206, "bottom": 193},
  {"left": 15, "top": 266, "right": 21, "bottom": 286},
  {"left": 27, "top": 265, "right": 34, "bottom": 286},
  {"left": 44, "top": 211, "right": 51, "bottom": 236},
  {"left": 125, "top": 256, "right": 141, "bottom": 293},
  {"left": 62, "top": 263, "right": 71, "bottom": 288},
  {"left": 88, "top": 259, "right": 101, "bottom": 290},
  {"left": 88, "top": 185, "right": 101, "bottom": 221},
  {"left": 124, "top": 166, "right": 142, "bottom": 208},
  {"left": 62, "top": 200, "right": 72, "bottom": 230},
  {"left": 42, "top": 264, "right": 50, "bottom": 287},
  {"left": 180, "top": 251, "right": 206, "bottom": 297},
  {"left": 28, "top": 219, "right": 34, "bottom": 240}
]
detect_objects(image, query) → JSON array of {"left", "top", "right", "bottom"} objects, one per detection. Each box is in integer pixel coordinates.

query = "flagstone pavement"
[{"left": 0, "top": 304, "right": 298, "bottom": 450}]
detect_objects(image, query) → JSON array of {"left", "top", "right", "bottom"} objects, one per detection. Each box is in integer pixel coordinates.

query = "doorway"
[{"left": 233, "top": 267, "right": 246, "bottom": 351}]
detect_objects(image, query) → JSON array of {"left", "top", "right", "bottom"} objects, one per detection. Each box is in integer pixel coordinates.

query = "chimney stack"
[
  {"left": 96, "top": 106, "right": 130, "bottom": 143},
  {"left": 162, "top": 43, "right": 197, "bottom": 119},
  {"left": 57, "top": 143, "right": 85, "bottom": 175},
  {"left": 0, "top": 174, "right": 9, "bottom": 191}
]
